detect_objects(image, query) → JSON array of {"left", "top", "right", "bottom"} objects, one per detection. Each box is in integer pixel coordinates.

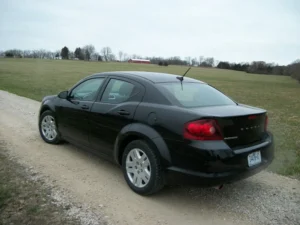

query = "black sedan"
[{"left": 38, "top": 71, "right": 274, "bottom": 195}]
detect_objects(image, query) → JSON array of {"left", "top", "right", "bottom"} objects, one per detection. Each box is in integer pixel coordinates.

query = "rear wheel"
[
  {"left": 39, "top": 110, "right": 62, "bottom": 144},
  {"left": 122, "top": 140, "right": 165, "bottom": 195}
]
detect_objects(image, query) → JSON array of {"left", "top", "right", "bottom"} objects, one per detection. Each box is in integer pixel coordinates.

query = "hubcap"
[
  {"left": 41, "top": 115, "right": 57, "bottom": 141},
  {"left": 126, "top": 148, "right": 151, "bottom": 188}
]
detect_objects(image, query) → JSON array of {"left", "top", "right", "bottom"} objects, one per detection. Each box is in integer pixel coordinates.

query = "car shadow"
[
  {"left": 36, "top": 139, "right": 295, "bottom": 225},
  {"left": 62, "top": 141, "right": 266, "bottom": 207}
]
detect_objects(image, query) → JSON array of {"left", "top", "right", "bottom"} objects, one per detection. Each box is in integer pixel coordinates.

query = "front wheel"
[
  {"left": 122, "top": 140, "right": 165, "bottom": 195},
  {"left": 39, "top": 110, "right": 62, "bottom": 144}
]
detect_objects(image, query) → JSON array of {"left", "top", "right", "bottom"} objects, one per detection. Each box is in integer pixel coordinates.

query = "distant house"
[{"left": 128, "top": 59, "right": 150, "bottom": 64}]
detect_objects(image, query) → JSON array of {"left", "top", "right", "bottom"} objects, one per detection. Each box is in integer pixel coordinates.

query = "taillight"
[
  {"left": 248, "top": 115, "right": 257, "bottom": 120},
  {"left": 264, "top": 115, "right": 268, "bottom": 131},
  {"left": 184, "top": 119, "right": 223, "bottom": 140}
]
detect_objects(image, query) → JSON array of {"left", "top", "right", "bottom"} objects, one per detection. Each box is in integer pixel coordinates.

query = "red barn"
[{"left": 128, "top": 59, "right": 151, "bottom": 64}]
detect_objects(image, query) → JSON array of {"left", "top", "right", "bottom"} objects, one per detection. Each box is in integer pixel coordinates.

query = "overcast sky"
[{"left": 0, "top": 0, "right": 299, "bottom": 65}]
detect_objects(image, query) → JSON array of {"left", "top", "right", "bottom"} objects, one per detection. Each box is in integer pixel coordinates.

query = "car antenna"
[{"left": 176, "top": 67, "right": 191, "bottom": 90}]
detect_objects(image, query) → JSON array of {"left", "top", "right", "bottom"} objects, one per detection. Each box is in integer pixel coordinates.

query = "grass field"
[{"left": 0, "top": 58, "right": 299, "bottom": 178}]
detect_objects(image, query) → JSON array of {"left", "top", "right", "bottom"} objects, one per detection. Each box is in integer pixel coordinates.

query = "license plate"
[{"left": 248, "top": 151, "right": 261, "bottom": 167}]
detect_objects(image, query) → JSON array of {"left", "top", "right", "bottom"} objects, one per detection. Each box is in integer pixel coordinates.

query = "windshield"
[{"left": 158, "top": 82, "right": 236, "bottom": 108}]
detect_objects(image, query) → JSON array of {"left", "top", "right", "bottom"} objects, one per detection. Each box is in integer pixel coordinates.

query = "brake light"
[
  {"left": 184, "top": 119, "right": 223, "bottom": 140},
  {"left": 264, "top": 115, "right": 268, "bottom": 131}
]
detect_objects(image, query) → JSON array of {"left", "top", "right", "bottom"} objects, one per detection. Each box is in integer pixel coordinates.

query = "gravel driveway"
[{"left": 0, "top": 90, "right": 299, "bottom": 225}]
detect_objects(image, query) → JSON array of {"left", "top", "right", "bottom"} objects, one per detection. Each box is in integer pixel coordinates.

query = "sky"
[{"left": 0, "top": 0, "right": 299, "bottom": 65}]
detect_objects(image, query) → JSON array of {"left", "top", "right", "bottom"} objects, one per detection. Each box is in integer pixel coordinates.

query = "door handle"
[
  {"left": 81, "top": 105, "right": 89, "bottom": 110},
  {"left": 117, "top": 110, "right": 130, "bottom": 116}
]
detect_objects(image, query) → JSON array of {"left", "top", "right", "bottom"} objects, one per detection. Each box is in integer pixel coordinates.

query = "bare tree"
[
  {"left": 185, "top": 56, "right": 191, "bottom": 65},
  {"left": 82, "top": 45, "right": 95, "bottom": 60},
  {"left": 49, "top": 51, "right": 56, "bottom": 59},
  {"left": 44, "top": 51, "right": 53, "bottom": 59},
  {"left": 191, "top": 57, "right": 198, "bottom": 66},
  {"left": 83, "top": 45, "right": 95, "bottom": 55},
  {"left": 199, "top": 56, "right": 204, "bottom": 65},
  {"left": 69, "top": 51, "right": 75, "bottom": 60},
  {"left": 23, "top": 50, "right": 32, "bottom": 58},
  {"left": 54, "top": 50, "right": 60, "bottom": 59},
  {"left": 290, "top": 62, "right": 300, "bottom": 83},
  {"left": 123, "top": 53, "right": 129, "bottom": 62},
  {"left": 131, "top": 54, "right": 142, "bottom": 59},
  {"left": 91, "top": 52, "right": 100, "bottom": 61},
  {"left": 200, "top": 57, "right": 214, "bottom": 67},
  {"left": 101, "top": 47, "right": 112, "bottom": 61},
  {"left": 37, "top": 49, "right": 47, "bottom": 59},
  {"left": 214, "top": 60, "right": 220, "bottom": 67},
  {"left": 118, "top": 51, "right": 123, "bottom": 62},
  {"left": 32, "top": 50, "right": 39, "bottom": 58},
  {"left": 110, "top": 54, "right": 116, "bottom": 61}
]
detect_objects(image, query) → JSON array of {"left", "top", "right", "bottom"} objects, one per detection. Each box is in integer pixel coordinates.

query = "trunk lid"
[{"left": 188, "top": 104, "right": 267, "bottom": 148}]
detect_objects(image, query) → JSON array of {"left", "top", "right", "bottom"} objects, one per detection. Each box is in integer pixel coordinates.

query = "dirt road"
[{"left": 0, "top": 90, "right": 299, "bottom": 225}]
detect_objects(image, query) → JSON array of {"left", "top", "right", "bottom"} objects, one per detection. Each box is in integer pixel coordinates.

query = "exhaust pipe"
[{"left": 213, "top": 184, "right": 224, "bottom": 190}]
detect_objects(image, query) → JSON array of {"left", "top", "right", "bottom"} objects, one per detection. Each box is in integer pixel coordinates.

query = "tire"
[
  {"left": 122, "top": 140, "right": 165, "bottom": 195},
  {"left": 39, "top": 110, "right": 62, "bottom": 144}
]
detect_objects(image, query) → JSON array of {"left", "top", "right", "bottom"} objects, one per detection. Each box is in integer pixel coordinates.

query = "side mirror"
[{"left": 58, "top": 91, "right": 68, "bottom": 99}]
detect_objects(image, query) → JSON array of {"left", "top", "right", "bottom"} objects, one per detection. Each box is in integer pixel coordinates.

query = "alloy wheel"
[
  {"left": 126, "top": 148, "right": 151, "bottom": 188},
  {"left": 41, "top": 115, "right": 57, "bottom": 141}
]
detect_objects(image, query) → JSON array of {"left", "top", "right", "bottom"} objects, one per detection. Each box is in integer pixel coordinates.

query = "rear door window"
[{"left": 101, "top": 79, "right": 139, "bottom": 104}]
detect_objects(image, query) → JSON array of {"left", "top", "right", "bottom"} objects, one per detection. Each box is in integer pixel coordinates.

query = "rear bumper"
[
  {"left": 166, "top": 158, "right": 272, "bottom": 187},
  {"left": 165, "top": 133, "right": 274, "bottom": 187}
]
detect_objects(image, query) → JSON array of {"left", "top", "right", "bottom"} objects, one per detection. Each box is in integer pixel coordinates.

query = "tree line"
[{"left": 1, "top": 45, "right": 299, "bottom": 83}]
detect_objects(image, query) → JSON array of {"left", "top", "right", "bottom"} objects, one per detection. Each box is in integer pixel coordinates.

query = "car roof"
[{"left": 90, "top": 71, "right": 206, "bottom": 84}]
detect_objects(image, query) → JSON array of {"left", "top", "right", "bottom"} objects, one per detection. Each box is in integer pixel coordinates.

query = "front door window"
[{"left": 70, "top": 78, "right": 105, "bottom": 101}]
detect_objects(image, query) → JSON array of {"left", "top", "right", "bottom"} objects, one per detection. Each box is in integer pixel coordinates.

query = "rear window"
[{"left": 158, "top": 82, "right": 236, "bottom": 108}]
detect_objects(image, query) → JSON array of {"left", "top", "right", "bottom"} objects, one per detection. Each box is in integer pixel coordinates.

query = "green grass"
[
  {"left": 0, "top": 186, "right": 12, "bottom": 209},
  {"left": 0, "top": 58, "right": 300, "bottom": 177},
  {"left": 0, "top": 147, "right": 80, "bottom": 225}
]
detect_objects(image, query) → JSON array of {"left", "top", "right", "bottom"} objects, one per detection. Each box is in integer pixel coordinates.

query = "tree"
[
  {"left": 23, "top": 50, "right": 32, "bottom": 58},
  {"left": 288, "top": 60, "right": 300, "bottom": 83},
  {"left": 101, "top": 47, "right": 116, "bottom": 61},
  {"left": 5, "top": 51, "right": 14, "bottom": 57},
  {"left": 36, "top": 49, "right": 47, "bottom": 59},
  {"left": 61, "top": 46, "right": 69, "bottom": 59},
  {"left": 247, "top": 61, "right": 272, "bottom": 74},
  {"left": 98, "top": 55, "right": 102, "bottom": 61},
  {"left": 48, "top": 51, "right": 56, "bottom": 59},
  {"left": 69, "top": 51, "right": 75, "bottom": 59},
  {"left": 85, "top": 49, "right": 91, "bottom": 60},
  {"left": 185, "top": 57, "right": 191, "bottom": 65},
  {"left": 75, "top": 47, "right": 84, "bottom": 60},
  {"left": 217, "top": 61, "right": 231, "bottom": 69},
  {"left": 118, "top": 51, "right": 123, "bottom": 61},
  {"left": 131, "top": 54, "right": 142, "bottom": 59},
  {"left": 191, "top": 58, "right": 198, "bottom": 66},
  {"left": 199, "top": 57, "right": 213, "bottom": 67},
  {"left": 123, "top": 53, "right": 129, "bottom": 62},
  {"left": 199, "top": 56, "right": 204, "bottom": 65},
  {"left": 4, "top": 49, "right": 23, "bottom": 58},
  {"left": 101, "top": 47, "right": 112, "bottom": 61},
  {"left": 205, "top": 57, "right": 214, "bottom": 67},
  {"left": 55, "top": 50, "right": 61, "bottom": 58},
  {"left": 82, "top": 45, "right": 95, "bottom": 60}
]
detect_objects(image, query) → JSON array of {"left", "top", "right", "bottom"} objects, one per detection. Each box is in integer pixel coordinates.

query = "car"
[{"left": 38, "top": 71, "right": 274, "bottom": 195}]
